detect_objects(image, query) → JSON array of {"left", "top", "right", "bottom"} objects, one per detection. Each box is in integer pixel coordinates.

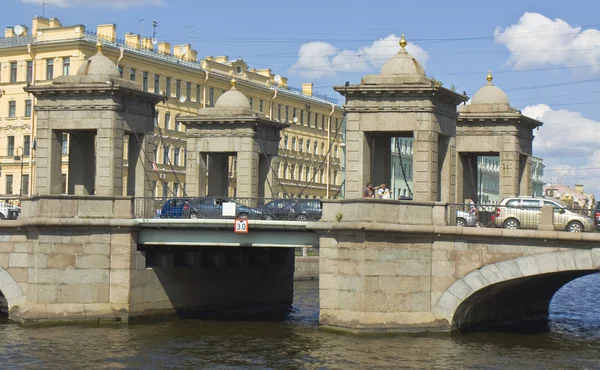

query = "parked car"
[
  {"left": 492, "top": 196, "right": 595, "bottom": 232},
  {"left": 0, "top": 201, "right": 20, "bottom": 220},
  {"left": 158, "top": 198, "right": 191, "bottom": 219},
  {"left": 456, "top": 210, "right": 478, "bottom": 227},
  {"left": 189, "top": 197, "right": 263, "bottom": 220},
  {"left": 262, "top": 199, "right": 322, "bottom": 221}
]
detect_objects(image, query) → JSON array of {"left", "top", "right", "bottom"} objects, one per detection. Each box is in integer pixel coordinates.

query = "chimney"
[
  {"left": 125, "top": 33, "right": 141, "bottom": 49},
  {"left": 4, "top": 27, "right": 14, "bottom": 38},
  {"left": 302, "top": 83, "right": 313, "bottom": 97},
  {"left": 32, "top": 16, "right": 50, "bottom": 36},
  {"left": 158, "top": 42, "right": 171, "bottom": 55},
  {"left": 48, "top": 18, "right": 61, "bottom": 28},
  {"left": 575, "top": 184, "right": 584, "bottom": 194},
  {"left": 97, "top": 24, "right": 116, "bottom": 42}
]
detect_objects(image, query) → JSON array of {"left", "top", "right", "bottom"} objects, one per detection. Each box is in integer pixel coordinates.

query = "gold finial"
[
  {"left": 486, "top": 70, "right": 493, "bottom": 84},
  {"left": 231, "top": 78, "right": 237, "bottom": 88},
  {"left": 399, "top": 34, "right": 407, "bottom": 50},
  {"left": 96, "top": 41, "right": 103, "bottom": 53}
]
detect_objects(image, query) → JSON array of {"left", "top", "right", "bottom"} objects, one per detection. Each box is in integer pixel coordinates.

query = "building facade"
[{"left": 0, "top": 17, "right": 344, "bottom": 200}]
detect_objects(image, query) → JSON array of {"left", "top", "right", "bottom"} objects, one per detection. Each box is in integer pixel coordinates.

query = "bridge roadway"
[{"left": 0, "top": 198, "right": 599, "bottom": 332}]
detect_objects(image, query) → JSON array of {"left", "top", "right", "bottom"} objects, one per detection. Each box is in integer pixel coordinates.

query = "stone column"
[
  {"left": 68, "top": 132, "right": 95, "bottom": 195},
  {"left": 207, "top": 154, "right": 230, "bottom": 196},
  {"left": 438, "top": 135, "right": 456, "bottom": 203},
  {"left": 35, "top": 126, "right": 63, "bottom": 195},
  {"left": 236, "top": 150, "right": 259, "bottom": 199},
  {"left": 345, "top": 128, "right": 370, "bottom": 198},
  {"left": 96, "top": 126, "right": 124, "bottom": 196},
  {"left": 500, "top": 151, "right": 520, "bottom": 198},
  {"left": 413, "top": 130, "right": 439, "bottom": 202},
  {"left": 519, "top": 154, "right": 532, "bottom": 196},
  {"left": 127, "top": 133, "right": 154, "bottom": 198}
]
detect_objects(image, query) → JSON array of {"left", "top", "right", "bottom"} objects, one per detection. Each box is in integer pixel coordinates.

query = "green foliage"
[{"left": 335, "top": 211, "right": 343, "bottom": 222}]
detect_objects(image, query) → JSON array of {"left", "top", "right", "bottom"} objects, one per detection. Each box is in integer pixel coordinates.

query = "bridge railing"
[
  {"left": 134, "top": 196, "right": 323, "bottom": 222},
  {"left": 447, "top": 203, "right": 597, "bottom": 232}
]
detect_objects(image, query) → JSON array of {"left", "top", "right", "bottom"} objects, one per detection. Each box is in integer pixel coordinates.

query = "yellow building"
[{"left": 0, "top": 17, "right": 344, "bottom": 200}]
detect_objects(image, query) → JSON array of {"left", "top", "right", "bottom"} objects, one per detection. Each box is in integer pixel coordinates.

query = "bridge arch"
[
  {"left": 433, "top": 249, "right": 600, "bottom": 331},
  {"left": 0, "top": 267, "right": 25, "bottom": 314}
]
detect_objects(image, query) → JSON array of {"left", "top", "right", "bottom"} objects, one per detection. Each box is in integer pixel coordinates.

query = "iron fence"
[
  {"left": 134, "top": 196, "right": 323, "bottom": 222},
  {"left": 447, "top": 203, "right": 597, "bottom": 232}
]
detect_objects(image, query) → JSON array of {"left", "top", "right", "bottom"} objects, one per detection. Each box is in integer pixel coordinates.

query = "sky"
[{"left": 2, "top": 0, "right": 600, "bottom": 196}]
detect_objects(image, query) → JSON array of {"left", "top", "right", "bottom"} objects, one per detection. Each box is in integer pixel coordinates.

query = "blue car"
[
  {"left": 159, "top": 198, "right": 191, "bottom": 219},
  {"left": 189, "top": 197, "right": 263, "bottom": 219}
]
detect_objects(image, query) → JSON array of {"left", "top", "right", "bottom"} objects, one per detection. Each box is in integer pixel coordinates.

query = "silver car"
[{"left": 456, "top": 210, "right": 479, "bottom": 227}]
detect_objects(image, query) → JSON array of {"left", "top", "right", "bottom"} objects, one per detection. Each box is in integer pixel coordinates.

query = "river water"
[{"left": 1, "top": 274, "right": 600, "bottom": 369}]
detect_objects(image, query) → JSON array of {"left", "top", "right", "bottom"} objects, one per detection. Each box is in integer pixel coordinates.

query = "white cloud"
[
  {"left": 20, "top": 0, "right": 165, "bottom": 8},
  {"left": 494, "top": 12, "right": 600, "bottom": 74},
  {"left": 290, "top": 34, "right": 429, "bottom": 79},
  {"left": 525, "top": 104, "right": 600, "bottom": 194}
]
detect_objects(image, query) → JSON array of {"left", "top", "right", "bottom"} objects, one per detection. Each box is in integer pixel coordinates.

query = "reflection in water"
[{"left": 0, "top": 274, "right": 599, "bottom": 368}]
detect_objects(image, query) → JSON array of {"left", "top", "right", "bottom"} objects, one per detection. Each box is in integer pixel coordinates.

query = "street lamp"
[{"left": 14, "top": 146, "right": 24, "bottom": 197}]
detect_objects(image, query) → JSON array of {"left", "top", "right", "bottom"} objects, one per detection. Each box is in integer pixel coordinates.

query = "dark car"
[
  {"left": 158, "top": 198, "right": 190, "bottom": 219},
  {"left": 188, "top": 197, "right": 263, "bottom": 219},
  {"left": 262, "top": 199, "right": 322, "bottom": 221}
]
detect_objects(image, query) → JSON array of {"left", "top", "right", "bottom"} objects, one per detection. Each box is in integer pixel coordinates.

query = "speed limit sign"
[{"left": 234, "top": 218, "right": 249, "bottom": 234}]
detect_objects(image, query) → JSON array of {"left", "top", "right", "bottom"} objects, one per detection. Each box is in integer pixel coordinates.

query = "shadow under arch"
[
  {"left": 0, "top": 267, "right": 25, "bottom": 317},
  {"left": 433, "top": 249, "right": 600, "bottom": 332}
]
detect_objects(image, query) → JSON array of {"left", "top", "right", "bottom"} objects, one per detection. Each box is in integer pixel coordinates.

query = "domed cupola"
[
  {"left": 469, "top": 71, "right": 510, "bottom": 106},
  {"left": 379, "top": 34, "right": 426, "bottom": 77},
  {"left": 214, "top": 79, "right": 251, "bottom": 109},
  {"left": 76, "top": 42, "right": 120, "bottom": 78}
]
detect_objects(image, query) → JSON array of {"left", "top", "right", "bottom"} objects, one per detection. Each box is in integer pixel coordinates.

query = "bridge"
[{"left": 1, "top": 36, "right": 597, "bottom": 333}]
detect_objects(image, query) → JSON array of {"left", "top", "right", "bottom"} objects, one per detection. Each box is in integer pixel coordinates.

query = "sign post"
[{"left": 234, "top": 218, "right": 249, "bottom": 234}]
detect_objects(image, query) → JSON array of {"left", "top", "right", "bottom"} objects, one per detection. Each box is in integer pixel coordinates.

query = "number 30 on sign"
[{"left": 234, "top": 218, "right": 249, "bottom": 234}]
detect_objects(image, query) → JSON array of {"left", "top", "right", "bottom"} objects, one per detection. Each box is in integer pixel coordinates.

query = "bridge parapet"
[
  {"left": 21, "top": 195, "right": 134, "bottom": 219},
  {"left": 321, "top": 199, "right": 447, "bottom": 225}
]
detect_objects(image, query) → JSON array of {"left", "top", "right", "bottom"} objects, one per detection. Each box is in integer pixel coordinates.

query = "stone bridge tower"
[
  {"left": 334, "top": 36, "right": 466, "bottom": 202},
  {"left": 457, "top": 72, "right": 543, "bottom": 202},
  {"left": 25, "top": 42, "right": 163, "bottom": 200},
  {"left": 179, "top": 80, "right": 288, "bottom": 199}
]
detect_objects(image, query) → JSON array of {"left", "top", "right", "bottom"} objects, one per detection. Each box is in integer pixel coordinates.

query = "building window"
[
  {"left": 305, "top": 167, "right": 310, "bottom": 181},
  {"left": 62, "top": 133, "right": 68, "bottom": 155},
  {"left": 166, "top": 77, "right": 171, "bottom": 96},
  {"left": 319, "top": 169, "right": 324, "bottom": 183},
  {"left": 308, "top": 112, "right": 311, "bottom": 127},
  {"left": 164, "top": 112, "right": 171, "bottom": 130},
  {"left": 334, "top": 118, "right": 338, "bottom": 132},
  {"left": 209, "top": 88, "right": 214, "bottom": 106},
  {"left": 130, "top": 68, "right": 136, "bottom": 82},
  {"left": 142, "top": 72, "right": 148, "bottom": 92},
  {"left": 334, "top": 145, "right": 338, "bottom": 158},
  {"left": 46, "top": 59, "right": 54, "bottom": 80},
  {"left": 299, "top": 138, "right": 303, "bottom": 152},
  {"left": 24, "top": 100, "right": 32, "bottom": 117},
  {"left": 175, "top": 118, "right": 180, "bottom": 132},
  {"left": 5, "top": 175, "right": 13, "bottom": 195},
  {"left": 334, "top": 171, "right": 338, "bottom": 185},
  {"left": 196, "top": 85, "right": 201, "bottom": 103},
  {"left": 10, "top": 62, "right": 17, "bottom": 83},
  {"left": 154, "top": 74, "right": 160, "bottom": 93},
  {"left": 306, "top": 139, "right": 310, "bottom": 153},
  {"left": 292, "top": 137, "right": 296, "bottom": 151},
  {"left": 321, "top": 143, "right": 325, "bottom": 156},
  {"left": 285, "top": 106, "right": 289, "bottom": 122},
  {"left": 23, "top": 135, "right": 30, "bottom": 156},
  {"left": 8, "top": 101, "right": 16, "bottom": 118},
  {"left": 284, "top": 135, "right": 288, "bottom": 149},
  {"left": 248, "top": 97, "right": 253, "bottom": 109},
  {"left": 163, "top": 145, "right": 169, "bottom": 164},
  {"left": 173, "top": 148, "right": 180, "bottom": 166},
  {"left": 259, "top": 99, "right": 263, "bottom": 112},
  {"left": 118, "top": 66, "right": 123, "bottom": 78},
  {"left": 321, "top": 115, "right": 325, "bottom": 130},
  {"left": 173, "top": 183, "right": 179, "bottom": 197},
  {"left": 7, "top": 136, "right": 15, "bottom": 156},
  {"left": 293, "top": 108, "right": 296, "bottom": 122},
  {"left": 298, "top": 165, "right": 303, "bottom": 181},
  {"left": 313, "top": 141, "right": 318, "bottom": 155},
  {"left": 277, "top": 104, "right": 281, "bottom": 120},
  {"left": 63, "top": 57, "right": 70, "bottom": 76},
  {"left": 300, "top": 110, "right": 304, "bottom": 125},
  {"left": 176, "top": 79, "right": 181, "bottom": 99},
  {"left": 186, "top": 82, "right": 191, "bottom": 101},
  {"left": 26, "top": 61, "right": 33, "bottom": 83},
  {"left": 22, "top": 175, "right": 29, "bottom": 196}
]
